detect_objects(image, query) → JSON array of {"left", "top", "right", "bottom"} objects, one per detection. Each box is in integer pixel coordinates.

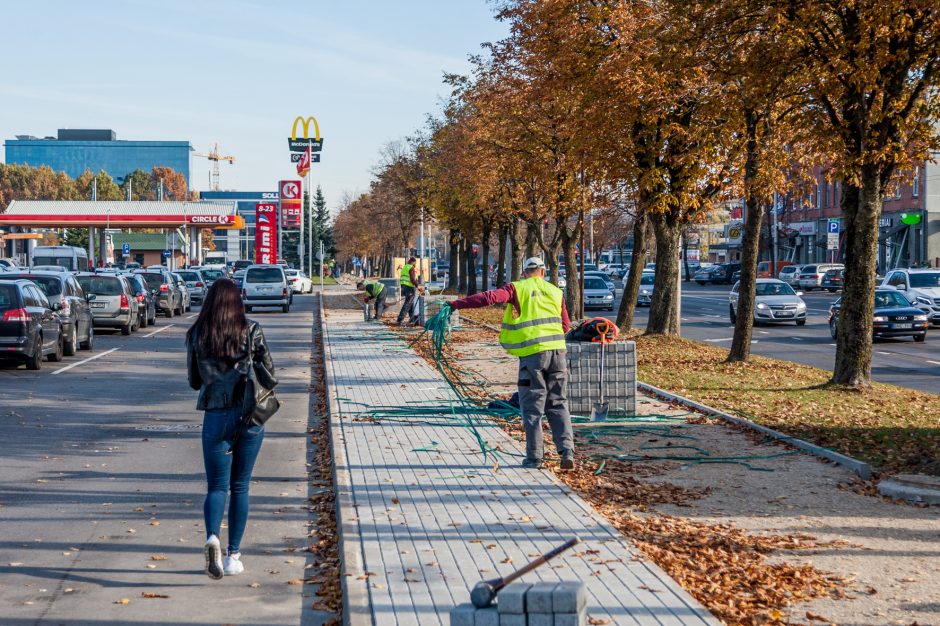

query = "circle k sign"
[{"left": 280, "top": 180, "right": 301, "bottom": 200}]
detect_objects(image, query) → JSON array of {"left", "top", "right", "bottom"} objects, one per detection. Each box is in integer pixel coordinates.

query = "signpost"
[
  {"left": 255, "top": 203, "right": 278, "bottom": 265},
  {"left": 288, "top": 115, "right": 324, "bottom": 279},
  {"left": 122, "top": 243, "right": 131, "bottom": 257},
  {"left": 279, "top": 180, "right": 302, "bottom": 229},
  {"left": 290, "top": 152, "right": 321, "bottom": 163}
]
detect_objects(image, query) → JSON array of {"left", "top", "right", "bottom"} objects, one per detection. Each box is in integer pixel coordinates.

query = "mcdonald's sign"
[{"left": 288, "top": 116, "right": 324, "bottom": 152}]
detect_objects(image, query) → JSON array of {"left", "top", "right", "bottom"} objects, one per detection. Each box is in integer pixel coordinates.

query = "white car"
[
  {"left": 242, "top": 265, "right": 290, "bottom": 313},
  {"left": 637, "top": 272, "right": 656, "bottom": 306},
  {"left": 285, "top": 269, "right": 313, "bottom": 294},
  {"left": 729, "top": 278, "right": 807, "bottom": 326},
  {"left": 882, "top": 269, "right": 940, "bottom": 326}
]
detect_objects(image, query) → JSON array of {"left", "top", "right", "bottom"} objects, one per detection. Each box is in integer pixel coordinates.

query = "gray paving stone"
[
  {"left": 499, "top": 615, "right": 527, "bottom": 626},
  {"left": 527, "top": 614, "right": 553, "bottom": 626},
  {"left": 498, "top": 583, "right": 531, "bottom": 614},
  {"left": 554, "top": 609, "right": 587, "bottom": 626},
  {"left": 551, "top": 582, "right": 586, "bottom": 613},
  {"left": 476, "top": 606, "right": 500, "bottom": 626},
  {"left": 525, "top": 582, "right": 558, "bottom": 614},
  {"left": 450, "top": 603, "right": 477, "bottom": 626}
]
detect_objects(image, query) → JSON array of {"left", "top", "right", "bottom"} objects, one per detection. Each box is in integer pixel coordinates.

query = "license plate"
[
  {"left": 91, "top": 302, "right": 106, "bottom": 308},
  {"left": 893, "top": 323, "right": 912, "bottom": 329},
  {"left": 776, "top": 311, "right": 793, "bottom": 317}
]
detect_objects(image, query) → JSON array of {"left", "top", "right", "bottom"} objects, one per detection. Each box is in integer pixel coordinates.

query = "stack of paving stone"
[
  {"left": 565, "top": 340, "right": 637, "bottom": 417},
  {"left": 450, "top": 581, "right": 587, "bottom": 626}
]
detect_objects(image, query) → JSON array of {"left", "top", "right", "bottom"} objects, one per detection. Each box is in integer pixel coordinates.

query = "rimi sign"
[{"left": 255, "top": 203, "right": 278, "bottom": 264}]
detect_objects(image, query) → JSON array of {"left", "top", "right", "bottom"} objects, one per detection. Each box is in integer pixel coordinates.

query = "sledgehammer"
[{"left": 470, "top": 537, "right": 581, "bottom": 608}]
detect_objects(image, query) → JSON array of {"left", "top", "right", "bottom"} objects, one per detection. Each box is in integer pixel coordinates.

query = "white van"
[
  {"left": 242, "top": 264, "right": 290, "bottom": 313},
  {"left": 31, "top": 246, "right": 90, "bottom": 272}
]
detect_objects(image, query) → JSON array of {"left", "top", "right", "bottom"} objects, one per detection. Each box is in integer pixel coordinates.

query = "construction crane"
[{"left": 194, "top": 142, "right": 236, "bottom": 191}]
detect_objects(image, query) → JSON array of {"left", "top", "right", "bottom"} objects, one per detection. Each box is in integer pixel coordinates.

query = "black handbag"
[{"left": 240, "top": 325, "right": 280, "bottom": 427}]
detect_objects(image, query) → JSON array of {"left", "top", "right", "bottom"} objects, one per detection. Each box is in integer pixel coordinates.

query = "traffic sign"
[
  {"left": 827, "top": 233, "right": 839, "bottom": 250},
  {"left": 122, "top": 243, "right": 131, "bottom": 256},
  {"left": 162, "top": 249, "right": 171, "bottom": 258},
  {"left": 827, "top": 219, "right": 840, "bottom": 234},
  {"left": 288, "top": 138, "right": 324, "bottom": 152},
  {"left": 290, "top": 152, "right": 321, "bottom": 163}
]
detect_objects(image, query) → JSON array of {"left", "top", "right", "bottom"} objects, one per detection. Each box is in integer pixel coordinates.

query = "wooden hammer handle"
[{"left": 494, "top": 537, "right": 581, "bottom": 591}]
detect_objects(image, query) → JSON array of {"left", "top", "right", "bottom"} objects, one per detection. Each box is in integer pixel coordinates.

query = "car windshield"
[
  {"left": 286, "top": 270, "right": 300, "bottom": 277},
  {"left": 0, "top": 284, "right": 16, "bottom": 311},
  {"left": 802, "top": 266, "right": 817, "bottom": 273},
  {"left": 755, "top": 282, "right": 795, "bottom": 297},
  {"left": 246, "top": 267, "right": 283, "bottom": 283},
  {"left": 76, "top": 276, "right": 123, "bottom": 296},
  {"left": 909, "top": 272, "right": 940, "bottom": 288},
  {"left": 7, "top": 275, "right": 62, "bottom": 296},
  {"left": 875, "top": 291, "right": 912, "bottom": 308},
  {"left": 583, "top": 278, "right": 608, "bottom": 290},
  {"left": 137, "top": 273, "right": 165, "bottom": 290},
  {"left": 824, "top": 269, "right": 842, "bottom": 277},
  {"left": 202, "top": 270, "right": 224, "bottom": 280},
  {"left": 176, "top": 271, "right": 200, "bottom": 282},
  {"left": 640, "top": 274, "right": 655, "bottom": 285},
  {"left": 31, "top": 256, "right": 73, "bottom": 269}
]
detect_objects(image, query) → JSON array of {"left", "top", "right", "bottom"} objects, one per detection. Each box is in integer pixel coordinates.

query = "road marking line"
[
  {"left": 829, "top": 343, "right": 837, "bottom": 347},
  {"left": 144, "top": 324, "right": 176, "bottom": 338},
  {"left": 52, "top": 348, "right": 119, "bottom": 375},
  {"left": 758, "top": 330, "right": 769, "bottom": 334},
  {"left": 927, "top": 360, "right": 940, "bottom": 366},
  {"left": 876, "top": 351, "right": 891, "bottom": 356},
  {"left": 186, "top": 314, "right": 197, "bottom": 319},
  {"left": 704, "top": 314, "right": 721, "bottom": 318},
  {"left": 705, "top": 337, "right": 732, "bottom": 342},
  {"left": 790, "top": 337, "right": 803, "bottom": 341}
]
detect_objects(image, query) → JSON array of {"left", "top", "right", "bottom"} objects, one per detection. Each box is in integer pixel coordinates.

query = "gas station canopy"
[{"left": 0, "top": 200, "right": 244, "bottom": 229}]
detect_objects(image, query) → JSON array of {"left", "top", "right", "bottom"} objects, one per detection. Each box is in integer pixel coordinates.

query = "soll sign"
[{"left": 255, "top": 203, "right": 278, "bottom": 264}]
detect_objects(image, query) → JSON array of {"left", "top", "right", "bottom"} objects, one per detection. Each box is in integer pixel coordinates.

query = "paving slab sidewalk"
[{"left": 323, "top": 308, "right": 719, "bottom": 626}]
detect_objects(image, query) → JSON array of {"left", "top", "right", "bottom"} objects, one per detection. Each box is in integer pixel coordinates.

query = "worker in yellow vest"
[
  {"left": 357, "top": 280, "right": 387, "bottom": 320},
  {"left": 397, "top": 256, "right": 421, "bottom": 326},
  {"left": 450, "top": 257, "right": 575, "bottom": 470}
]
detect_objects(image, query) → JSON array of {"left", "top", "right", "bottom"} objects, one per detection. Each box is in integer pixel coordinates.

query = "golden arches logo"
[{"left": 291, "top": 116, "right": 321, "bottom": 142}]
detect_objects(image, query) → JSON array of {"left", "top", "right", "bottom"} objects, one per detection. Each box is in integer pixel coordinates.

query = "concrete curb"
[
  {"left": 877, "top": 475, "right": 940, "bottom": 506},
  {"left": 318, "top": 294, "right": 374, "bottom": 626},
  {"left": 637, "top": 381, "right": 873, "bottom": 480}
]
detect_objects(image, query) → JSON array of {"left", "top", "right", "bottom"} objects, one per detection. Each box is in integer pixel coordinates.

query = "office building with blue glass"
[{"left": 4, "top": 129, "right": 192, "bottom": 186}]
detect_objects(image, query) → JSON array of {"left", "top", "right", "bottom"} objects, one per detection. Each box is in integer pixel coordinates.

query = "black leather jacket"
[{"left": 187, "top": 321, "right": 277, "bottom": 410}]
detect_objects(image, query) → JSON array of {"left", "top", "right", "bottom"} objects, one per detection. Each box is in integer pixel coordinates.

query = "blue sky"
[{"left": 0, "top": 0, "right": 507, "bottom": 209}]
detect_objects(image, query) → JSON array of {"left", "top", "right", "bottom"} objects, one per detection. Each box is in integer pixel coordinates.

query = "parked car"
[
  {"left": 199, "top": 267, "right": 226, "bottom": 288},
  {"left": 829, "top": 289, "right": 927, "bottom": 342},
  {"left": 731, "top": 269, "right": 742, "bottom": 283},
  {"left": 233, "top": 259, "right": 253, "bottom": 273},
  {"left": 0, "top": 258, "right": 20, "bottom": 271},
  {"left": 583, "top": 277, "right": 615, "bottom": 311},
  {"left": 637, "top": 272, "right": 656, "bottom": 306},
  {"left": 233, "top": 269, "right": 247, "bottom": 290},
  {"left": 881, "top": 269, "right": 940, "bottom": 327},
  {"left": 757, "top": 261, "right": 794, "bottom": 279},
  {"left": 695, "top": 263, "right": 740, "bottom": 285},
  {"left": 170, "top": 273, "right": 191, "bottom": 312},
  {"left": 584, "top": 271, "right": 617, "bottom": 292},
  {"left": 285, "top": 269, "right": 313, "bottom": 294},
  {"left": 173, "top": 270, "right": 206, "bottom": 305},
  {"left": 821, "top": 268, "right": 845, "bottom": 292},
  {"left": 242, "top": 265, "right": 290, "bottom": 313},
  {"left": 797, "top": 263, "right": 844, "bottom": 291},
  {"left": 0, "top": 271, "right": 94, "bottom": 354},
  {"left": 729, "top": 278, "right": 807, "bottom": 326},
  {"left": 134, "top": 269, "right": 183, "bottom": 317},
  {"left": 778, "top": 265, "right": 802, "bottom": 286},
  {"left": 76, "top": 273, "right": 139, "bottom": 335},
  {"left": 125, "top": 273, "right": 157, "bottom": 328},
  {"left": 604, "top": 263, "right": 629, "bottom": 279},
  {"left": 0, "top": 279, "right": 64, "bottom": 369},
  {"left": 30, "top": 245, "right": 90, "bottom": 271}
]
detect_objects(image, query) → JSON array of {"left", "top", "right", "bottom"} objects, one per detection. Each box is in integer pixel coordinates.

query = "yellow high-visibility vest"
[
  {"left": 400, "top": 264, "right": 414, "bottom": 288},
  {"left": 499, "top": 276, "right": 567, "bottom": 357}
]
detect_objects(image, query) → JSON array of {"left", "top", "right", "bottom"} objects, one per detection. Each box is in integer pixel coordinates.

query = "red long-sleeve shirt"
[{"left": 450, "top": 283, "right": 571, "bottom": 332}]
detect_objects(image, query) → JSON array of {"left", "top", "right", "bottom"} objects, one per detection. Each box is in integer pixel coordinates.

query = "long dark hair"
[{"left": 186, "top": 279, "right": 248, "bottom": 360}]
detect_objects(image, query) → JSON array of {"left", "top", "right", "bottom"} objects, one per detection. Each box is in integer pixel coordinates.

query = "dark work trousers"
[
  {"left": 372, "top": 290, "right": 388, "bottom": 320},
  {"left": 397, "top": 285, "right": 417, "bottom": 324},
  {"left": 517, "top": 349, "right": 574, "bottom": 461}
]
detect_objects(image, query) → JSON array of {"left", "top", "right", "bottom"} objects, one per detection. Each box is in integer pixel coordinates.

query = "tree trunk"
[
  {"left": 464, "top": 236, "right": 477, "bottom": 296},
  {"left": 727, "top": 110, "right": 764, "bottom": 363},
  {"left": 509, "top": 217, "right": 522, "bottom": 282},
  {"left": 558, "top": 215, "right": 582, "bottom": 319},
  {"left": 448, "top": 229, "right": 460, "bottom": 291},
  {"left": 646, "top": 213, "right": 681, "bottom": 335},
  {"left": 525, "top": 221, "right": 538, "bottom": 259},
  {"left": 616, "top": 212, "right": 648, "bottom": 332},
  {"left": 495, "top": 223, "right": 508, "bottom": 287},
  {"left": 832, "top": 170, "right": 879, "bottom": 386},
  {"left": 480, "top": 218, "right": 492, "bottom": 292},
  {"left": 457, "top": 234, "right": 468, "bottom": 294},
  {"left": 681, "top": 230, "right": 691, "bottom": 282}
]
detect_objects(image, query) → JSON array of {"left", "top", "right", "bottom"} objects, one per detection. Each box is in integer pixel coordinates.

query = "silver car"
[
  {"left": 637, "top": 272, "right": 656, "bottom": 306},
  {"left": 174, "top": 270, "right": 206, "bottom": 305},
  {"left": 729, "top": 278, "right": 807, "bottom": 326},
  {"left": 583, "top": 276, "right": 615, "bottom": 311},
  {"left": 778, "top": 265, "right": 802, "bottom": 287},
  {"left": 170, "top": 273, "right": 192, "bottom": 312},
  {"left": 75, "top": 273, "right": 140, "bottom": 335}
]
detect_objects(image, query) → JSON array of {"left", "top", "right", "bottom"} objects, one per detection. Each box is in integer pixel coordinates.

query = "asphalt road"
[
  {"left": 0, "top": 295, "right": 330, "bottom": 625},
  {"left": 591, "top": 281, "right": 939, "bottom": 394}
]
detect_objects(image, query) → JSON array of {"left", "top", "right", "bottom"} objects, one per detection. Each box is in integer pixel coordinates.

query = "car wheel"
[
  {"left": 64, "top": 324, "right": 78, "bottom": 356},
  {"left": 149, "top": 311, "right": 157, "bottom": 325},
  {"left": 121, "top": 321, "right": 132, "bottom": 336},
  {"left": 729, "top": 304, "right": 737, "bottom": 324},
  {"left": 829, "top": 318, "right": 838, "bottom": 340},
  {"left": 25, "top": 339, "right": 42, "bottom": 371},
  {"left": 282, "top": 304, "right": 290, "bottom": 313},
  {"left": 796, "top": 318, "right": 806, "bottom": 326},
  {"left": 80, "top": 326, "right": 94, "bottom": 352},
  {"left": 827, "top": 288, "right": 836, "bottom": 293},
  {"left": 696, "top": 281, "right": 706, "bottom": 286},
  {"left": 48, "top": 333, "right": 64, "bottom": 362},
  {"left": 139, "top": 312, "right": 148, "bottom": 329},
  {"left": 245, "top": 306, "right": 252, "bottom": 313},
  {"left": 131, "top": 315, "right": 140, "bottom": 332},
  {"left": 914, "top": 333, "right": 926, "bottom": 343}
]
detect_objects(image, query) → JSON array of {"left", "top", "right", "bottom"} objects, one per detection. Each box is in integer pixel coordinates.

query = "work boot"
[
  {"left": 559, "top": 451, "right": 576, "bottom": 471},
  {"left": 521, "top": 458, "right": 543, "bottom": 469}
]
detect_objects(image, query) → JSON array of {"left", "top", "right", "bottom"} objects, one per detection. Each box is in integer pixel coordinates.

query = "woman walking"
[{"left": 186, "top": 279, "right": 277, "bottom": 579}]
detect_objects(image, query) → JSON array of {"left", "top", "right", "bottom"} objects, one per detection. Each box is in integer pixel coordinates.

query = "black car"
[
  {"left": 134, "top": 269, "right": 183, "bottom": 317},
  {"left": 0, "top": 279, "right": 65, "bottom": 369},
  {"left": 829, "top": 289, "right": 928, "bottom": 342},
  {"left": 125, "top": 273, "right": 157, "bottom": 328},
  {"left": 0, "top": 271, "right": 93, "bottom": 355},
  {"left": 821, "top": 268, "right": 845, "bottom": 292},
  {"left": 695, "top": 263, "right": 741, "bottom": 285},
  {"left": 199, "top": 267, "right": 226, "bottom": 288}
]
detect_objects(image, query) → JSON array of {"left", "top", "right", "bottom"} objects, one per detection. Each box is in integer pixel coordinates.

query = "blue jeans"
[{"left": 202, "top": 407, "right": 264, "bottom": 553}]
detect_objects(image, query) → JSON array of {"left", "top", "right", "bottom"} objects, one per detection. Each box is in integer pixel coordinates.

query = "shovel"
[{"left": 590, "top": 321, "right": 614, "bottom": 422}]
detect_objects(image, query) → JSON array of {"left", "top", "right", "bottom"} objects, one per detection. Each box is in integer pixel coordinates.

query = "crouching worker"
[
  {"left": 357, "top": 280, "right": 387, "bottom": 321},
  {"left": 449, "top": 257, "right": 575, "bottom": 470}
]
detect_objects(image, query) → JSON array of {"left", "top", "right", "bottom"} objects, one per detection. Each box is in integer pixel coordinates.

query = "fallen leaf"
[
  {"left": 150, "top": 555, "right": 166, "bottom": 561},
  {"left": 114, "top": 598, "right": 130, "bottom": 605},
  {"left": 141, "top": 592, "right": 169, "bottom": 599},
  {"left": 806, "top": 612, "right": 831, "bottom": 622},
  {"left": 287, "top": 579, "right": 303, "bottom": 585},
  {"left": 588, "top": 619, "right": 612, "bottom": 625}
]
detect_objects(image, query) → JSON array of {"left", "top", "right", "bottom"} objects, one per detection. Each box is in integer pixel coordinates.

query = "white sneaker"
[
  {"left": 223, "top": 551, "right": 244, "bottom": 575},
  {"left": 204, "top": 535, "right": 223, "bottom": 580}
]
